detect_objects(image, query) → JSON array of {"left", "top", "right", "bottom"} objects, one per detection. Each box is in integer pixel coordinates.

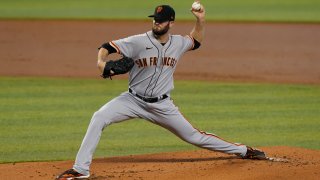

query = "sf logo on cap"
[{"left": 156, "top": 6, "right": 163, "bottom": 13}]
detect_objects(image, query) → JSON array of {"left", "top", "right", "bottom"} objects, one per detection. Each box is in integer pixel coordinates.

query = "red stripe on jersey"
[
  {"left": 194, "top": 127, "right": 244, "bottom": 146},
  {"left": 110, "top": 41, "right": 121, "bottom": 54},
  {"left": 172, "top": 99, "right": 243, "bottom": 147}
]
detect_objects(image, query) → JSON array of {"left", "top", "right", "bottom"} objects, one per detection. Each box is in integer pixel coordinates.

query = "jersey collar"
[{"left": 147, "top": 31, "right": 172, "bottom": 48}]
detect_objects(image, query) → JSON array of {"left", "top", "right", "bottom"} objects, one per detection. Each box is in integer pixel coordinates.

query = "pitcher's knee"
[
  {"left": 183, "top": 131, "right": 203, "bottom": 146},
  {"left": 90, "top": 110, "right": 112, "bottom": 127},
  {"left": 92, "top": 110, "right": 105, "bottom": 121}
]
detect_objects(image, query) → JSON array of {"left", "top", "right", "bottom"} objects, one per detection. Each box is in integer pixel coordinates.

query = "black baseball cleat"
[
  {"left": 242, "top": 146, "right": 267, "bottom": 160},
  {"left": 56, "top": 168, "right": 90, "bottom": 180}
]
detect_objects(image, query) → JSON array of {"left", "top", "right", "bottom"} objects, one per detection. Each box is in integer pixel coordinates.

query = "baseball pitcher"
[{"left": 57, "top": 2, "right": 266, "bottom": 179}]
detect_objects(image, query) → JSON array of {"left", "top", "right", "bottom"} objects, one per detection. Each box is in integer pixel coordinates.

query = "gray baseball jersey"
[
  {"left": 72, "top": 31, "right": 247, "bottom": 176},
  {"left": 111, "top": 30, "right": 194, "bottom": 97}
]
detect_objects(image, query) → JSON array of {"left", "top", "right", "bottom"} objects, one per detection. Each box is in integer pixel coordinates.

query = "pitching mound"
[{"left": 0, "top": 146, "right": 319, "bottom": 179}]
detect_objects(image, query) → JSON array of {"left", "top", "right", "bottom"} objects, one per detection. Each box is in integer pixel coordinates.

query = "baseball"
[{"left": 192, "top": 1, "right": 201, "bottom": 11}]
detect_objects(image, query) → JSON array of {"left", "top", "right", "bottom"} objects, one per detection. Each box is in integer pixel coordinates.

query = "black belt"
[{"left": 129, "top": 88, "right": 168, "bottom": 103}]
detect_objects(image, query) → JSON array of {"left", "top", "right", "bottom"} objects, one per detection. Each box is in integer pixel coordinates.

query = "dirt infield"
[
  {"left": 0, "top": 20, "right": 319, "bottom": 84},
  {"left": 0, "top": 20, "right": 319, "bottom": 179},
  {"left": 0, "top": 146, "right": 319, "bottom": 180}
]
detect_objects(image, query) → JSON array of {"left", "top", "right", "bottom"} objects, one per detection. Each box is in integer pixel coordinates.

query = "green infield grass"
[
  {"left": 0, "top": 77, "right": 319, "bottom": 163},
  {"left": 0, "top": 0, "right": 319, "bottom": 22}
]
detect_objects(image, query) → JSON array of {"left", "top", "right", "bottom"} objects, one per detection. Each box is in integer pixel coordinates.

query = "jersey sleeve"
[
  {"left": 181, "top": 35, "right": 195, "bottom": 53},
  {"left": 110, "top": 36, "right": 136, "bottom": 58}
]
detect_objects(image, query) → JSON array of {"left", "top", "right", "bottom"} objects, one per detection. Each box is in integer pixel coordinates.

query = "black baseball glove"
[{"left": 101, "top": 56, "right": 134, "bottom": 79}]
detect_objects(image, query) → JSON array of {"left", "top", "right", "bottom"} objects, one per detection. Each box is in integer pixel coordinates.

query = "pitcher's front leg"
[{"left": 73, "top": 94, "right": 138, "bottom": 176}]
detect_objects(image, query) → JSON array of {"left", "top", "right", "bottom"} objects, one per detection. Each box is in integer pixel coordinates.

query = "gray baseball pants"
[{"left": 73, "top": 92, "right": 247, "bottom": 175}]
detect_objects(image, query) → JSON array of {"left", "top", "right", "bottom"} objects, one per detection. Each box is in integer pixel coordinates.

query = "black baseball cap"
[{"left": 148, "top": 5, "right": 175, "bottom": 22}]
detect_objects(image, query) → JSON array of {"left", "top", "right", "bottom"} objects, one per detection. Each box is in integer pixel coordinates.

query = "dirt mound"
[{"left": 0, "top": 146, "right": 319, "bottom": 180}]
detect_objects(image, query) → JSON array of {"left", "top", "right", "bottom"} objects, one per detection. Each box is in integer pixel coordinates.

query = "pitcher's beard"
[{"left": 152, "top": 23, "right": 170, "bottom": 36}]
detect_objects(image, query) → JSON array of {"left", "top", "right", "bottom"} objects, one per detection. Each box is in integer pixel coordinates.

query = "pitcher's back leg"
[{"left": 150, "top": 99, "right": 247, "bottom": 156}]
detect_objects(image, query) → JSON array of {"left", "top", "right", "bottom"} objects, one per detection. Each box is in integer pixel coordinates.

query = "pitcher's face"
[{"left": 152, "top": 20, "right": 173, "bottom": 36}]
